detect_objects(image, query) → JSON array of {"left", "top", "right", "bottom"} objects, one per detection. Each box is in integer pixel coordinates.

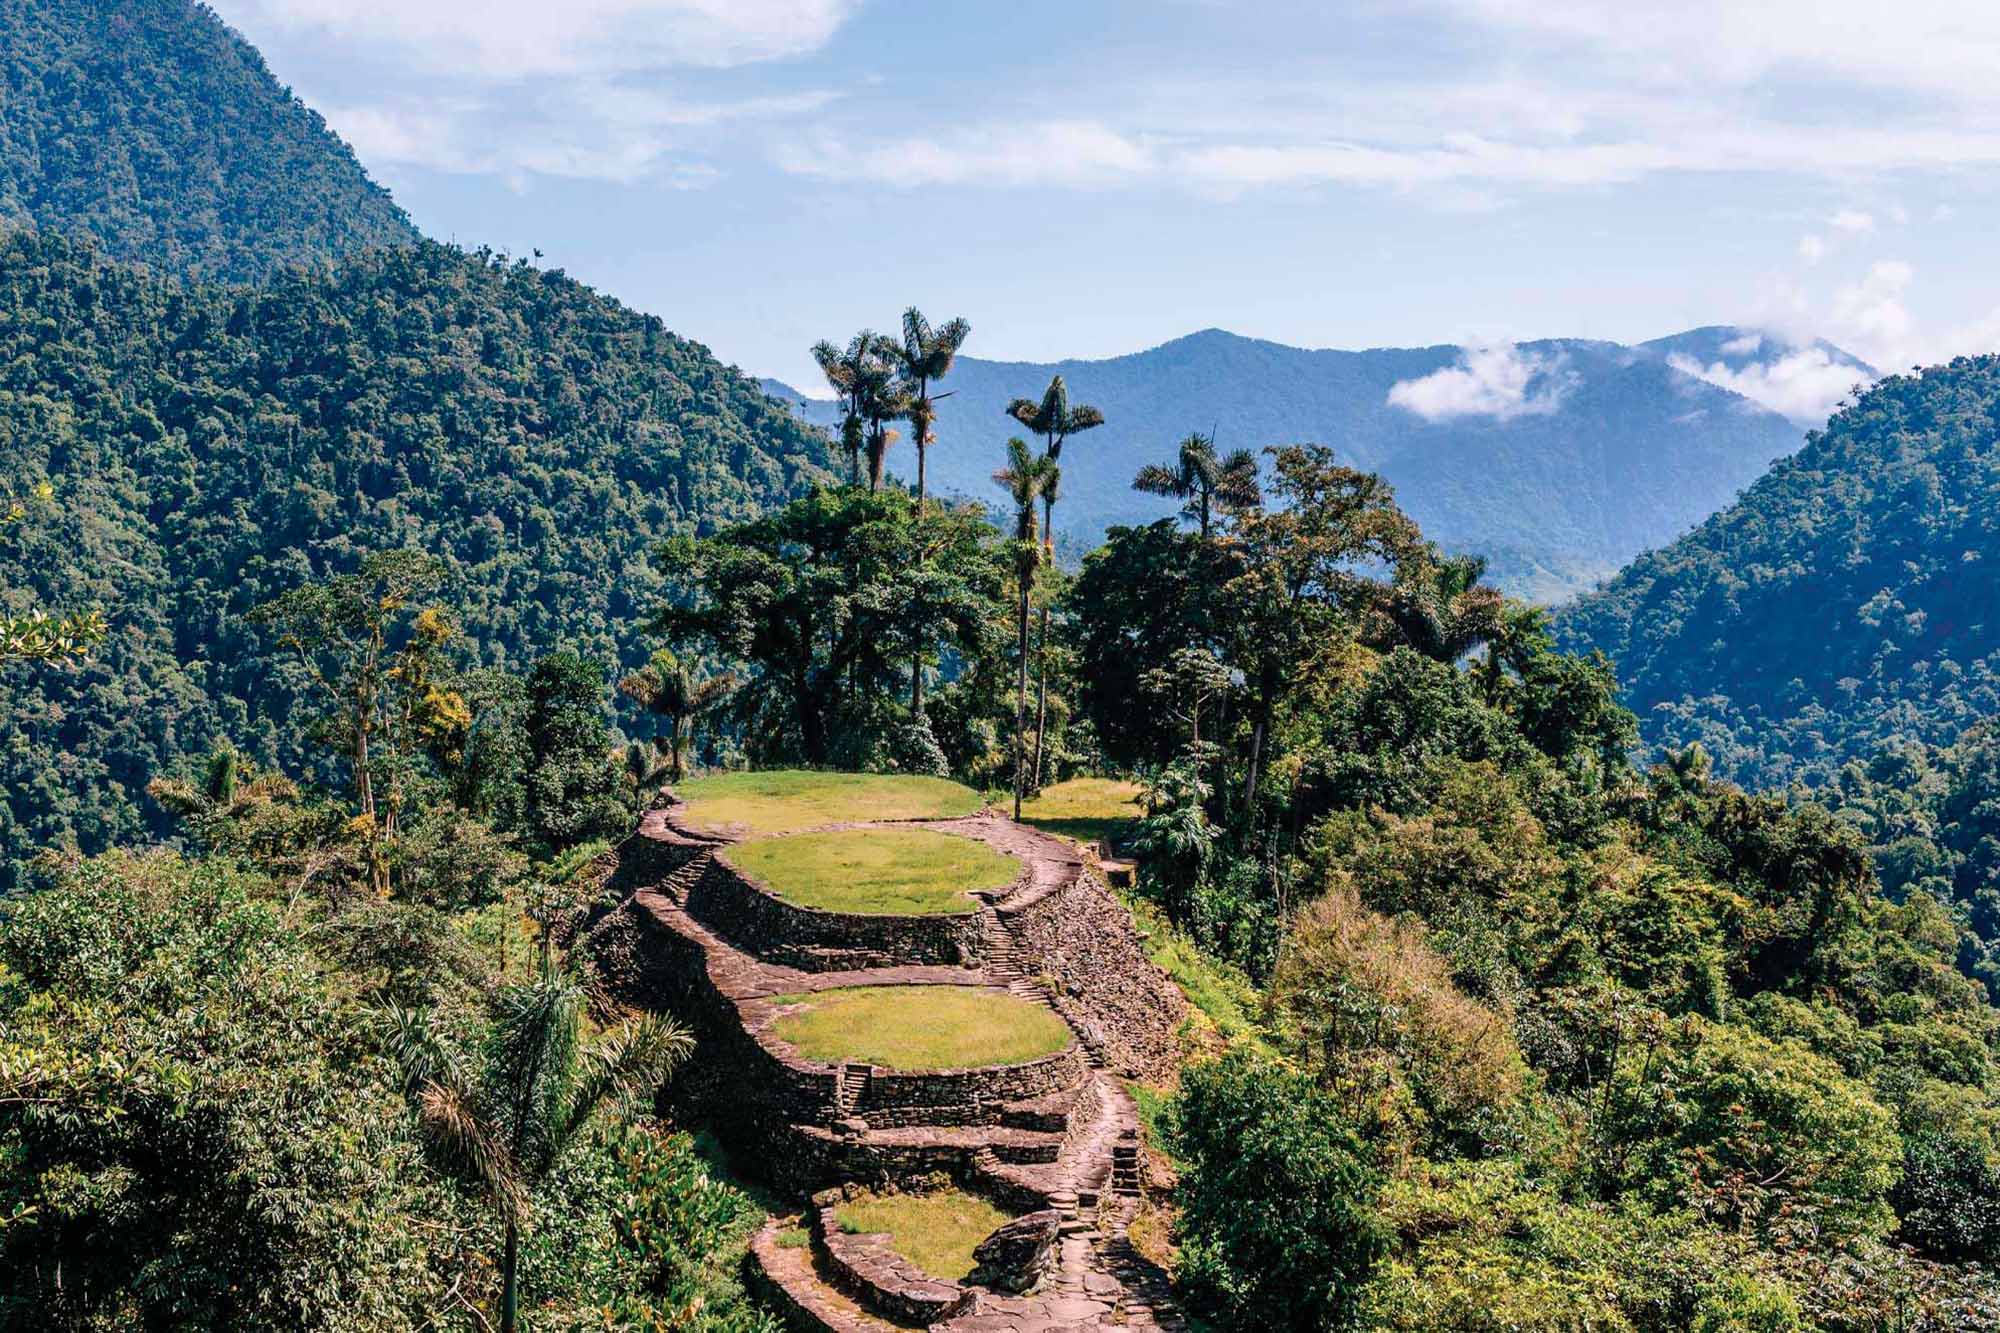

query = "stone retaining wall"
[
  {"left": 690, "top": 853, "right": 990, "bottom": 970},
  {"left": 846, "top": 1047, "right": 1086, "bottom": 1113},
  {"left": 814, "top": 1199, "right": 974, "bottom": 1325},
  {"left": 620, "top": 893, "right": 1093, "bottom": 1191},
  {"left": 1004, "top": 868, "right": 1187, "bottom": 1079}
]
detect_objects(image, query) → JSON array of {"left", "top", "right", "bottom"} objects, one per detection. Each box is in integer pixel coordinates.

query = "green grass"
[
  {"left": 835, "top": 1189, "right": 1015, "bottom": 1280},
  {"left": 1017, "top": 777, "right": 1144, "bottom": 847},
  {"left": 768, "top": 985, "right": 1073, "bottom": 1070},
  {"left": 725, "top": 828, "right": 1016, "bottom": 916},
  {"left": 1122, "top": 894, "right": 1275, "bottom": 1055},
  {"left": 675, "top": 770, "right": 983, "bottom": 836},
  {"left": 1127, "top": 1082, "right": 1184, "bottom": 1172}
]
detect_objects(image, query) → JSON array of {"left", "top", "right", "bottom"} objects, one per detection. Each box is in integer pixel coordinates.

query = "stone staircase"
[{"left": 658, "top": 848, "right": 712, "bottom": 905}]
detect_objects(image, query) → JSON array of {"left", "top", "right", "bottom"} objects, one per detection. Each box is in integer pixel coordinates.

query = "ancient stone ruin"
[{"left": 585, "top": 786, "right": 1189, "bottom": 1331}]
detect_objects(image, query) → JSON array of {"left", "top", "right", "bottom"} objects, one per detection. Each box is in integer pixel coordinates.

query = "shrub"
[
  {"left": 1595, "top": 1018, "right": 1901, "bottom": 1242},
  {"left": 1274, "top": 886, "right": 1526, "bottom": 1157},
  {"left": 1168, "top": 1052, "right": 1384, "bottom": 1332}
]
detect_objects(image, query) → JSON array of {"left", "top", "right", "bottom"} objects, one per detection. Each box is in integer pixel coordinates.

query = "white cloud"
[
  {"left": 775, "top": 121, "right": 1156, "bottom": 188},
  {"left": 1433, "top": 1, "right": 2000, "bottom": 104},
  {"left": 775, "top": 115, "right": 2000, "bottom": 198},
  {"left": 1829, "top": 209, "right": 1875, "bottom": 234},
  {"left": 215, "top": 0, "right": 858, "bottom": 77},
  {"left": 1667, "top": 346, "right": 1863, "bottom": 425},
  {"left": 1743, "top": 254, "right": 2000, "bottom": 389},
  {"left": 331, "top": 87, "right": 839, "bottom": 183},
  {"left": 210, "top": 1, "right": 853, "bottom": 184},
  {"left": 1387, "top": 344, "right": 1577, "bottom": 422},
  {"left": 1834, "top": 260, "right": 1918, "bottom": 351},
  {"left": 1720, "top": 332, "right": 1764, "bottom": 356},
  {"left": 762, "top": 3, "right": 2000, "bottom": 203},
  {"left": 1798, "top": 234, "right": 1829, "bottom": 264}
]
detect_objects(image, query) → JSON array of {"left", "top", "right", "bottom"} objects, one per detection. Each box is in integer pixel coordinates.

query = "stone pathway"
[{"left": 602, "top": 795, "right": 1182, "bottom": 1332}]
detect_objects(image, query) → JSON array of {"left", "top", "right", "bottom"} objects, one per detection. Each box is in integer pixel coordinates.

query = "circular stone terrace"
[
  {"left": 766, "top": 984, "right": 1074, "bottom": 1071},
  {"left": 672, "top": 769, "right": 984, "bottom": 837},
  {"left": 725, "top": 827, "right": 1020, "bottom": 918},
  {"left": 601, "top": 770, "right": 1186, "bottom": 1330}
]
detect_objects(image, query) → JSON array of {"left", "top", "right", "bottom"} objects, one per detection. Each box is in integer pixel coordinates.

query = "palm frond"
[
  {"left": 417, "top": 1079, "right": 527, "bottom": 1219},
  {"left": 145, "top": 776, "right": 209, "bottom": 819},
  {"left": 562, "top": 1014, "right": 697, "bottom": 1141},
  {"left": 1133, "top": 462, "right": 1187, "bottom": 499}
]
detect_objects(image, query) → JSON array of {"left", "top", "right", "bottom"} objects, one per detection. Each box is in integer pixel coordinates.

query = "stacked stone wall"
[
  {"left": 688, "top": 854, "right": 989, "bottom": 970},
  {"left": 1004, "top": 870, "right": 1186, "bottom": 1079}
]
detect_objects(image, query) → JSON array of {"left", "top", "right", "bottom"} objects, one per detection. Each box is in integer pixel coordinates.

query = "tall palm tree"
[
  {"left": 852, "top": 332, "right": 911, "bottom": 493},
  {"left": 994, "top": 437, "right": 1057, "bottom": 819},
  {"left": 893, "top": 308, "right": 972, "bottom": 507},
  {"left": 1479, "top": 600, "right": 1553, "bottom": 703},
  {"left": 1132, "top": 432, "right": 1263, "bottom": 539},
  {"left": 1378, "top": 550, "right": 1507, "bottom": 663},
  {"left": 811, "top": 333, "right": 872, "bottom": 484},
  {"left": 618, "top": 648, "right": 736, "bottom": 784},
  {"left": 1005, "top": 374, "right": 1104, "bottom": 545},
  {"left": 1007, "top": 377, "right": 1101, "bottom": 791},
  {"left": 391, "top": 961, "right": 695, "bottom": 1333}
]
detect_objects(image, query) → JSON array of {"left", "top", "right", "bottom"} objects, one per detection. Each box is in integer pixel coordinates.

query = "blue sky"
[{"left": 211, "top": 1, "right": 2000, "bottom": 418}]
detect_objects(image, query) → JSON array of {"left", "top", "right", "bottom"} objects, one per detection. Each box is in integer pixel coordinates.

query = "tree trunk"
[
  {"left": 354, "top": 708, "right": 373, "bottom": 818},
  {"left": 1013, "top": 583, "right": 1031, "bottom": 820},
  {"left": 1244, "top": 682, "right": 1272, "bottom": 814},
  {"left": 911, "top": 659, "right": 925, "bottom": 716},
  {"left": 501, "top": 1215, "right": 520, "bottom": 1333},
  {"left": 917, "top": 441, "right": 927, "bottom": 507},
  {"left": 800, "top": 685, "right": 830, "bottom": 768},
  {"left": 1031, "top": 602, "right": 1051, "bottom": 791}
]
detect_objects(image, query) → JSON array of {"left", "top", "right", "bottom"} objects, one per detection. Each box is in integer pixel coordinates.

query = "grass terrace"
[
  {"left": 767, "top": 985, "right": 1072, "bottom": 1070},
  {"left": 835, "top": 1188, "right": 1016, "bottom": 1280},
  {"left": 1017, "top": 777, "right": 1144, "bottom": 847},
  {"left": 674, "top": 770, "right": 983, "bottom": 836},
  {"left": 726, "top": 828, "right": 1017, "bottom": 916}
]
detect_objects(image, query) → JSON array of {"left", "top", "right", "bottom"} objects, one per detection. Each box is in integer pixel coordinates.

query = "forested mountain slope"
[
  {"left": 770, "top": 327, "right": 1868, "bottom": 600},
  {"left": 0, "top": 0, "right": 417, "bottom": 281},
  {"left": 0, "top": 231, "right": 834, "bottom": 883},
  {"left": 1556, "top": 357, "right": 2000, "bottom": 792}
]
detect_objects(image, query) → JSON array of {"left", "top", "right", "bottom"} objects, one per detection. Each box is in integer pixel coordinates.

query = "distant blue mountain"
[{"left": 765, "top": 326, "right": 1874, "bottom": 602}]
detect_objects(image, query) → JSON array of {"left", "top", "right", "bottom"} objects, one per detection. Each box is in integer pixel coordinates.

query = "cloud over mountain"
[{"left": 1387, "top": 344, "right": 1576, "bottom": 422}]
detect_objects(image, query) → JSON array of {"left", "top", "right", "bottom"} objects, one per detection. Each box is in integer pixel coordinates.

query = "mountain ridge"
[
  {"left": 0, "top": 0, "right": 418, "bottom": 282},
  {"left": 766, "top": 325, "right": 1874, "bottom": 601},
  {"left": 1553, "top": 354, "right": 2000, "bottom": 792}
]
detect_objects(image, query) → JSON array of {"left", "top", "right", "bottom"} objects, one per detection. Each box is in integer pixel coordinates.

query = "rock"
[{"left": 969, "top": 1209, "right": 1063, "bottom": 1294}]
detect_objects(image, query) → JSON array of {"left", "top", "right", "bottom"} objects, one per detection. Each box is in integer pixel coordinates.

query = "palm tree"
[
  {"left": 146, "top": 742, "right": 300, "bottom": 853},
  {"left": 1003, "top": 378, "right": 1101, "bottom": 797},
  {"left": 1479, "top": 600, "right": 1553, "bottom": 703},
  {"left": 893, "top": 308, "right": 972, "bottom": 507},
  {"left": 391, "top": 960, "right": 695, "bottom": 1333},
  {"left": 1132, "top": 432, "right": 1262, "bottom": 539},
  {"left": 1378, "top": 549, "right": 1507, "bottom": 663},
  {"left": 1027, "top": 463, "right": 1068, "bottom": 790},
  {"left": 618, "top": 649, "right": 736, "bottom": 784},
  {"left": 1005, "top": 374, "right": 1104, "bottom": 545},
  {"left": 994, "top": 437, "right": 1057, "bottom": 819},
  {"left": 852, "top": 332, "right": 912, "bottom": 493},
  {"left": 811, "top": 333, "right": 872, "bottom": 484}
]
